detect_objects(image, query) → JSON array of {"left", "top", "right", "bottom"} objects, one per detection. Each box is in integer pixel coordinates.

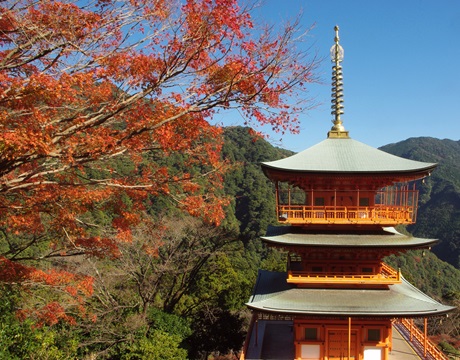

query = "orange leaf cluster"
[
  {"left": 1, "top": 256, "right": 94, "bottom": 325},
  {"left": 0, "top": 0, "right": 318, "bottom": 323}
]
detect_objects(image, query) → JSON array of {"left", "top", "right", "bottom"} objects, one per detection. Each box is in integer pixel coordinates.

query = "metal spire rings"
[{"left": 328, "top": 25, "right": 349, "bottom": 138}]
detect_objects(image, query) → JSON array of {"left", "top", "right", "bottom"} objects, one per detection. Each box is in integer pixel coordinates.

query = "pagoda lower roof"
[
  {"left": 246, "top": 270, "right": 454, "bottom": 317},
  {"left": 261, "top": 226, "right": 438, "bottom": 249}
]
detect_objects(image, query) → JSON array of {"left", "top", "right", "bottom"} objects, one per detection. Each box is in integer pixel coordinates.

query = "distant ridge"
[{"left": 380, "top": 137, "right": 460, "bottom": 269}]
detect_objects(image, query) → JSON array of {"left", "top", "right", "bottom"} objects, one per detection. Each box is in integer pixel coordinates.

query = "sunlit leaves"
[
  {"left": 1, "top": 257, "right": 94, "bottom": 326},
  {"left": 0, "top": 0, "right": 318, "bottom": 325}
]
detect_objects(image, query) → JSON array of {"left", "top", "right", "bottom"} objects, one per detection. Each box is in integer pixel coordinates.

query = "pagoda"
[{"left": 241, "top": 26, "right": 455, "bottom": 360}]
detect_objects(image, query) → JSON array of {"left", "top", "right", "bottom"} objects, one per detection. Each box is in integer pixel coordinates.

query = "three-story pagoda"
[{"left": 241, "top": 26, "right": 454, "bottom": 360}]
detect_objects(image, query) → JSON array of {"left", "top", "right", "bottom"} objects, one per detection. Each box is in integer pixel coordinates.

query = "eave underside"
[{"left": 262, "top": 168, "right": 432, "bottom": 187}]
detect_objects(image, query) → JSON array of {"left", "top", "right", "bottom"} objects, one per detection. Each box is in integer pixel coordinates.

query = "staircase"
[{"left": 394, "top": 319, "right": 448, "bottom": 360}]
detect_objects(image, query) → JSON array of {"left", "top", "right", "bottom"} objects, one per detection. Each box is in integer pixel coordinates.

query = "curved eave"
[
  {"left": 261, "top": 234, "right": 439, "bottom": 249},
  {"left": 261, "top": 138, "right": 437, "bottom": 180},
  {"left": 246, "top": 303, "right": 455, "bottom": 318},
  {"left": 247, "top": 271, "right": 455, "bottom": 318},
  {"left": 261, "top": 226, "right": 438, "bottom": 249}
]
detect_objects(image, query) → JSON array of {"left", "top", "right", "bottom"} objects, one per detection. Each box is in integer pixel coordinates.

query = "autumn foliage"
[{"left": 0, "top": 0, "right": 318, "bottom": 323}]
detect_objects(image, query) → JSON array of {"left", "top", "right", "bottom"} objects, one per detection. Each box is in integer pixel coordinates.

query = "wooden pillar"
[
  {"left": 388, "top": 325, "right": 393, "bottom": 352},
  {"left": 405, "top": 184, "right": 409, "bottom": 210},
  {"left": 275, "top": 182, "right": 279, "bottom": 219},
  {"left": 385, "top": 324, "right": 391, "bottom": 360},
  {"left": 348, "top": 317, "right": 351, "bottom": 360},
  {"left": 255, "top": 319, "right": 258, "bottom": 346},
  {"left": 424, "top": 317, "right": 427, "bottom": 358},
  {"left": 334, "top": 189, "right": 337, "bottom": 219},
  {"left": 410, "top": 319, "right": 413, "bottom": 341}
]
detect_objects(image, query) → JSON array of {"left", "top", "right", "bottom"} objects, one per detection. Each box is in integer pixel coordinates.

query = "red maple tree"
[{"left": 0, "top": 0, "right": 318, "bottom": 322}]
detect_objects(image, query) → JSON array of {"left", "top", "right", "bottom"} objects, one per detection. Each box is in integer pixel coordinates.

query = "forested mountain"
[
  {"left": 1, "top": 127, "right": 459, "bottom": 359},
  {"left": 3, "top": 0, "right": 457, "bottom": 358},
  {"left": 381, "top": 138, "right": 460, "bottom": 268},
  {"left": 222, "top": 129, "right": 460, "bottom": 354},
  {"left": 222, "top": 127, "right": 460, "bottom": 291},
  {"left": 222, "top": 127, "right": 293, "bottom": 241},
  {"left": 222, "top": 128, "right": 460, "bottom": 351}
]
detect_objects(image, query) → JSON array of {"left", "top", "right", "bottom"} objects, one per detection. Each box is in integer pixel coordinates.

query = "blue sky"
[{"left": 246, "top": 0, "right": 460, "bottom": 152}]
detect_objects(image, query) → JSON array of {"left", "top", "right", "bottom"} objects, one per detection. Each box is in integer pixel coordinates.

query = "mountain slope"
[
  {"left": 380, "top": 138, "right": 460, "bottom": 268},
  {"left": 221, "top": 128, "right": 460, "bottom": 296},
  {"left": 222, "top": 127, "right": 293, "bottom": 241}
]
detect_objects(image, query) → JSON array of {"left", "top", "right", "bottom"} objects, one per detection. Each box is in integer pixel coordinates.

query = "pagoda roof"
[
  {"left": 262, "top": 138, "right": 436, "bottom": 176},
  {"left": 261, "top": 226, "right": 438, "bottom": 249},
  {"left": 247, "top": 270, "right": 455, "bottom": 317}
]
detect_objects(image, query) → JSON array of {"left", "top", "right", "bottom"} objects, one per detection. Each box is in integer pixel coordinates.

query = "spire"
[{"left": 328, "top": 25, "right": 349, "bottom": 139}]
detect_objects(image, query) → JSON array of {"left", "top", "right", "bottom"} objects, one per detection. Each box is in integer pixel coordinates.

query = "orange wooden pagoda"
[{"left": 241, "top": 27, "right": 454, "bottom": 360}]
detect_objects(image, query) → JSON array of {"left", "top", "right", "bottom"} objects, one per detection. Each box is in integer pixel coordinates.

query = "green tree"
[
  {"left": 119, "top": 331, "right": 188, "bottom": 360},
  {"left": 186, "top": 308, "right": 245, "bottom": 360},
  {"left": 0, "top": 286, "right": 78, "bottom": 359}
]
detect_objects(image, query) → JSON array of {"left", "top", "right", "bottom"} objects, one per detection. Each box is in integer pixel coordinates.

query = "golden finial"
[{"left": 328, "top": 25, "right": 349, "bottom": 139}]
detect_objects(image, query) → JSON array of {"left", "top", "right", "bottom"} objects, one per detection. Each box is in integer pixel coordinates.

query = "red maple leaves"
[{"left": 0, "top": 0, "right": 318, "bottom": 324}]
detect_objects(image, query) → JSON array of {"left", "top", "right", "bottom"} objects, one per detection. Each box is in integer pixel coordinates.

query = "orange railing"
[
  {"left": 287, "top": 263, "right": 401, "bottom": 285},
  {"left": 395, "top": 318, "right": 449, "bottom": 360},
  {"left": 277, "top": 205, "right": 415, "bottom": 225},
  {"left": 276, "top": 187, "right": 419, "bottom": 225}
]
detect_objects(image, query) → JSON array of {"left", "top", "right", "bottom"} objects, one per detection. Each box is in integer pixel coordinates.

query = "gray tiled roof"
[
  {"left": 262, "top": 138, "right": 436, "bottom": 174},
  {"left": 247, "top": 270, "right": 454, "bottom": 317},
  {"left": 261, "top": 226, "right": 438, "bottom": 248}
]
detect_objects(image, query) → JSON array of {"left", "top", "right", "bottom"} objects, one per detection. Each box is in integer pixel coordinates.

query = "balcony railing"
[
  {"left": 287, "top": 263, "right": 401, "bottom": 285},
  {"left": 277, "top": 204, "right": 415, "bottom": 225},
  {"left": 276, "top": 187, "right": 419, "bottom": 225}
]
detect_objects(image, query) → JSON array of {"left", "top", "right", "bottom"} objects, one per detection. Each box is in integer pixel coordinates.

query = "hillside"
[
  {"left": 221, "top": 129, "right": 460, "bottom": 353},
  {"left": 222, "top": 127, "right": 294, "bottom": 241},
  {"left": 380, "top": 138, "right": 460, "bottom": 268},
  {"left": 1, "top": 127, "right": 458, "bottom": 359}
]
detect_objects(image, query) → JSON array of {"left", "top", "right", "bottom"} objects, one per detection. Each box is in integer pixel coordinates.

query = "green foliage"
[
  {"left": 118, "top": 331, "right": 188, "bottom": 360},
  {"left": 261, "top": 247, "right": 288, "bottom": 272},
  {"left": 438, "top": 340, "right": 460, "bottom": 356},
  {"left": 4, "top": 128, "right": 459, "bottom": 358},
  {"left": 380, "top": 138, "right": 460, "bottom": 191},
  {"left": 101, "top": 308, "right": 191, "bottom": 359},
  {"left": 381, "top": 138, "right": 460, "bottom": 268},
  {"left": 186, "top": 308, "right": 245, "bottom": 360},
  {"left": 385, "top": 250, "right": 460, "bottom": 299},
  {"left": 0, "top": 286, "right": 78, "bottom": 359},
  {"left": 147, "top": 307, "right": 191, "bottom": 340},
  {"left": 194, "top": 252, "right": 250, "bottom": 311},
  {"left": 222, "top": 127, "right": 293, "bottom": 242}
]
